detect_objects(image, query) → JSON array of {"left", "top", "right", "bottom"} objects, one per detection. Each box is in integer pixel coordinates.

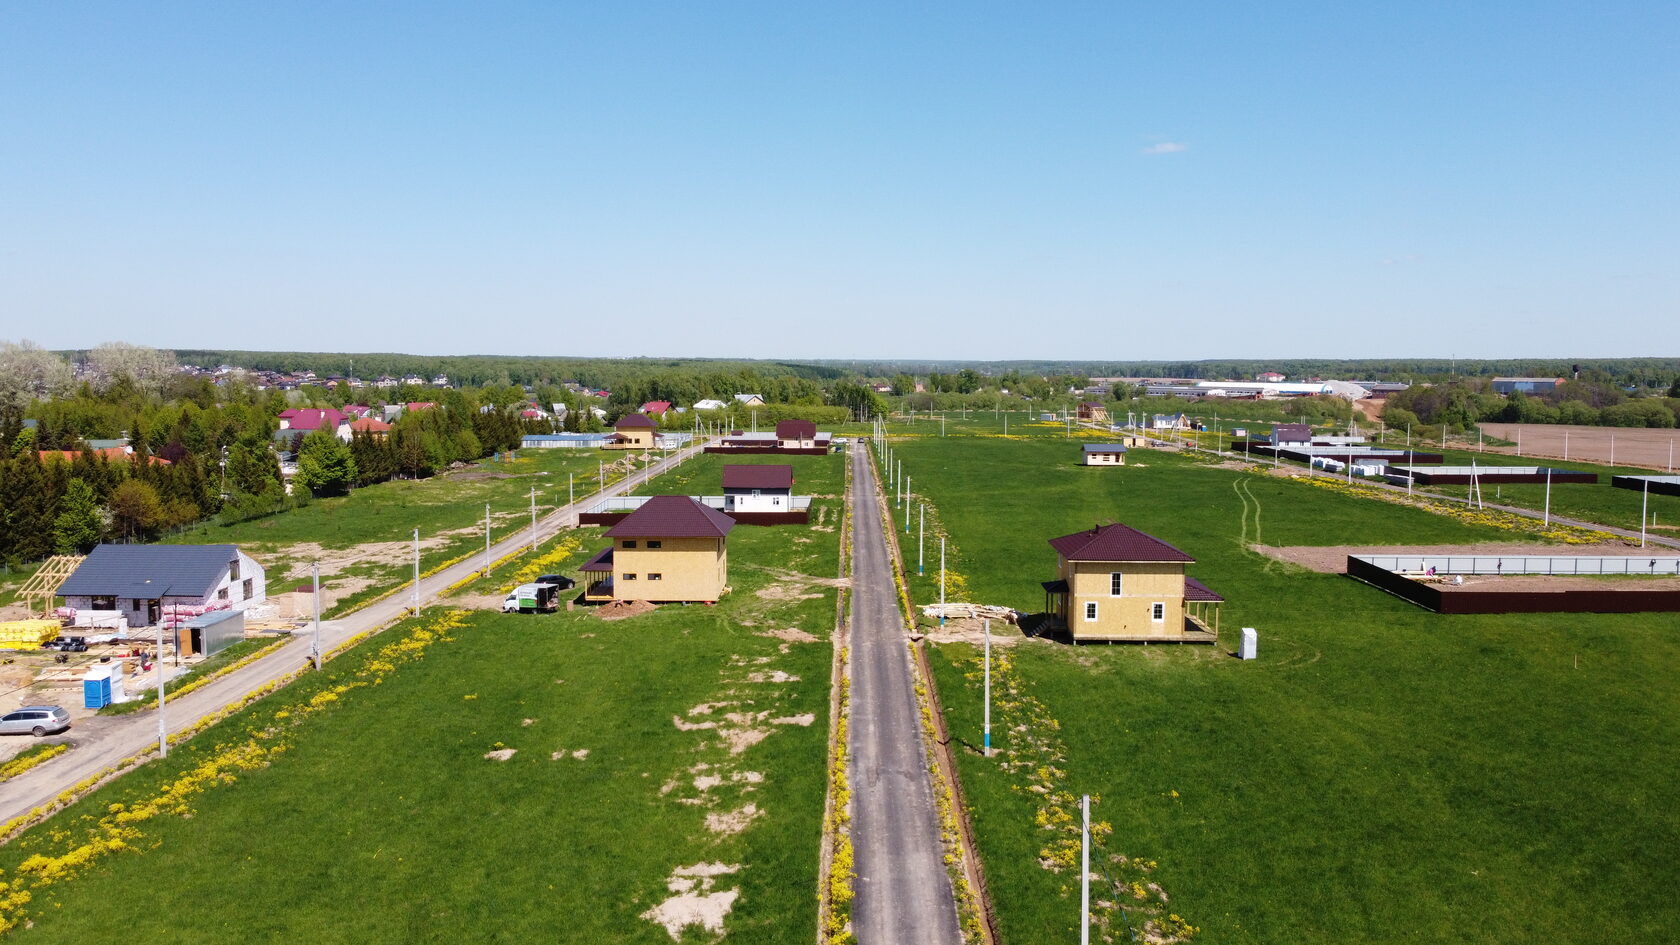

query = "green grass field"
[
  {"left": 0, "top": 452, "right": 846, "bottom": 943},
  {"left": 881, "top": 436, "right": 1680, "bottom": 944}
]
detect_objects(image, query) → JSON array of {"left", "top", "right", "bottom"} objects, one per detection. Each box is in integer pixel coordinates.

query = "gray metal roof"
[
  {"left": 58, "top": 544, "right": 241, "bottom": 600},
  {"left": 1083, "top": 444, "right": 1128, "bottom": 453}
]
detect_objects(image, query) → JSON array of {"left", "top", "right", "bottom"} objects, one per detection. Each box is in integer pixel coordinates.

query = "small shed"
[
  {"left": 179, "top": 608, "right": 245, "bottom": 659},
  {"left": 1082, "top": 444, "right": 1128, "bottom": 466}
]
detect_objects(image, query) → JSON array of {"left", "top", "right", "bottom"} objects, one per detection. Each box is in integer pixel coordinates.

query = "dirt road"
[
  {"left": 846, "top": 444, "right": 963, "bottom": 945},
  {"left": 0, "top": 440, "right": 709, "bottom": 828}
]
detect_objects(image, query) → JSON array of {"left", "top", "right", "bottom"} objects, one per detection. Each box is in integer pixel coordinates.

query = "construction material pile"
[
  {"left": 0, "top": 619, "right": 63, "bottom": 650},
  {"left": 920, "top": 603, "right": 1020, "bottom": 623}
]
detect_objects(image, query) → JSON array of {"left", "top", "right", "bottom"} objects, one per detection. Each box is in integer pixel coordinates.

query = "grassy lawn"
[
  {"left": 167, "top": 447, "right": 650, "bottom": 617},
  {"left": 1393, "top": 444, "right": 1680, "bottom": 536},
  {"left": 0, "top": 450, "right": 846, "bottom": 943},
  {"left": 883, "top": 435, "right": 1680, "bottom": 944}
]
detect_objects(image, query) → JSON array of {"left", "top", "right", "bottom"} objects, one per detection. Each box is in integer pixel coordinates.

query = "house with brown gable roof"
[
  {"left": 1040, "top": 522, "right": 1222, "bottom": 642},
  {"left": 579, "top": 496, "right": 734, "bottom": 603},
  {"left": 603, "top": 412, "right": 658, "bottom": 451}
]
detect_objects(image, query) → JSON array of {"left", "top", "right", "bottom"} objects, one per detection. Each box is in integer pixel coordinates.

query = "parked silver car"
[{"left": 0, "top": 706, "right": 71, "bottom": 737}]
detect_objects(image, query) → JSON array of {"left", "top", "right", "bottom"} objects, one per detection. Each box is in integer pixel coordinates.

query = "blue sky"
[{"left": 2, "top": 1, "right": 1675, "bottom": 360}]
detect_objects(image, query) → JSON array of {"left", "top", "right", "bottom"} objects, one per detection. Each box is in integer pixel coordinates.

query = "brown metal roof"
[
  {"left": 615, "top": 412, "right": 657, "bottom": 429},
  {"left": 1047, "top": 522, "right": 1195, "bottom": 563},
  {"left": 1183, "top": 576, "right": 1224, "bottom": 602},
  {"left": 579, "top": 547, "right": 615, "bottom": 572},
  {"left": 775, "top": 419, "right": 817, "bottom": 438},
  {"left": 722, "top": 464, "right": 794, "bottom": 490},
  {"left": 606, "top": 495, "right": 735, "bottom": 538}
]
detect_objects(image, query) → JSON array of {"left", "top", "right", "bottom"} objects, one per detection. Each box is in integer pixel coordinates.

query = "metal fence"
[{"left": 1354, "top": 554, "right": 1680, "bottom": 576}]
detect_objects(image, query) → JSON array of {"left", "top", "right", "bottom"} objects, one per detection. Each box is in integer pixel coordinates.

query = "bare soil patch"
[
  {"left": 1254, "top": 542, "right": 1650, "bottom": 574},
  {"left": 1479, "top": 422, "right": 1680, "bottom": 471},
  {"left": 756, "top": 627, "right": 819, "bottom": 644},
  {"left": 704, "top": 803, "right": 762, "bottom": 835},
  {"left": 920, "top": 616, "right": 1027, "bottom": 646},
  {"left": 596, "top": 599, "right": 659, "bottom": 621},
  {"left": 1438, "top": 574, "right": 1680, "bottom": 593}
]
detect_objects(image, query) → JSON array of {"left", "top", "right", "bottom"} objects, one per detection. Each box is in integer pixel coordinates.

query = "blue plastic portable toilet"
[{"left": 82, "top": 667, "right": 112, "bottom": 709}]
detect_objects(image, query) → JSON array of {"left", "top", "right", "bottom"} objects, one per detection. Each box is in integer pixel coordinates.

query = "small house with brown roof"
[
  {"left": 604, "top": 412, "right": 658, "bottom": 451},
  {"left": 775, "top": 419, "right": 818, "bottom": 449},
  {"left": 722, "top": 464, "right": 794, "bottom": 513},
  {"left": 579, "top": 496, "right": 734, "bottom": 603},
  {"left": 1040, "top": 522, "right": 1222, "bottom": 643}
]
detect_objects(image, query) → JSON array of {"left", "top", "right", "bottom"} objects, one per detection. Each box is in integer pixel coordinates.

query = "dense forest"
[{"left": 817, "top": 358, "right": 1680, "bottom": 390}]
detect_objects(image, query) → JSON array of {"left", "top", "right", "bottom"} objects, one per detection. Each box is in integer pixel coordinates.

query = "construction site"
[{"left": 0, "top": 550, "right": 299, "bottom": 748}]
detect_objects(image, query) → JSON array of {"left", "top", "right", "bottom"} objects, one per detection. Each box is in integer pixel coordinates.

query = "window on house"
[
  {"left": 1110, "top": 573, "right": 1123, "bottom": 596},
  {"left": 647, "top": 540, "right": 662, "bottom": 549},
  {"left": 218, "top": 589, "right": 229, "bottom": 601},
  {"left": 229, "top": 560, "right": 240, "bottom": 581},
  {"left": 623, "top": 573, "right": 637, "bottom": 581},
  {"left": 622, "top": 540, "right": 637, "bottom": 549},
  {"left": 648, "top": 573, "right": 663, "bottom": 581},
  {"left": 1084, "top": 602, "right": 1098, "bottom": 622},
  {"left": 1151, "top": 602, "right": 1165, "bottom": 622},
  {"left": 243, "top": 579, "right": 254, "bottom": 599}
]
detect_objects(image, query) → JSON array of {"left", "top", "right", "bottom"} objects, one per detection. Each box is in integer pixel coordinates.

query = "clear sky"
[{"left": 2, "top": 1, "right": 1676, "bottom": 361}]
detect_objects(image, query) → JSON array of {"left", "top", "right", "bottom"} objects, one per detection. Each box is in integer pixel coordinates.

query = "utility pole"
[
  {"left": 1544, "top": 467, "right": 1552, "bottom": 524},
  {"left": 530, "top": 487, "right": 538, "bottom": 552},
  {"left": 484, "top": 503, "right": 491, "bottom": 576},
  {"left": 983, "top": 618, "right": 991, "bottom": 756},
  {"left": 918, "top": 503, "right": 925, "bottom": 575},
  {"left": 569, "top": 472, "right": 574, "bottom": 507},
  {"left": 311, "top": 562, "right": 322, "bottom": 671},
  {"left": 940, "top": 537, "right": 946, "bottom": 628},
  {"left": 1080, "top": 794, "right": 1091, "bottom": 945},
  {"left": 1641, "top": 480, "right": 1649, "bottom": 548},
  {"left": 156, "top": 617, "right": 167, "bottom": 757},
  {"left": 412, "top": 528, "right": 420, "bottom": 616}
]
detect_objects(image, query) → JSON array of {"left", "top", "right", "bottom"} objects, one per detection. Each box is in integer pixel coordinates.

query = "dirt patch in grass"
[
  {"left": 920, "top": 617, "right": 1027, "bottom": 647},
  {"left": 757, "top": 627, "right": 820, "bottom": 644},
  {"left": 597, "top": 600, "right": 659, "bottom": 621},
  {"left": 704, "top": 803, "right": 762, "bottom": 835},
  {"left": 1254, "top": 542, "right": 1648, "bottom": 574},
  {"left": 643, "top": 863, "right": 742, "bottom": 940}
]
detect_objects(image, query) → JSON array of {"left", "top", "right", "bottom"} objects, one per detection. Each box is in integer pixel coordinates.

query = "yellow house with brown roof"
[
  {"left": 603, "top": 412, "right": 658, "bottom": 451},
  {"left": 1041, "top": 522, "right": 1222, "bottom": 642},
  {"left": 580, "top": 496, "right": 734, "bottom": 603}
]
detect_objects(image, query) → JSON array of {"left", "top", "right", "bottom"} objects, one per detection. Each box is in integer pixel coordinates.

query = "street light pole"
[{"left": 412, "top": 528, "right": 420, "bottom": 616}]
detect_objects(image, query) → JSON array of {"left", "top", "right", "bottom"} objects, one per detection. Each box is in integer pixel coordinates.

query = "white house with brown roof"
[
  {"left": 722, "top": 464, "right": 794, "bottom": 512},
  {"left": 1040, "top": 522, "right": 1221, "bottom": 642}
]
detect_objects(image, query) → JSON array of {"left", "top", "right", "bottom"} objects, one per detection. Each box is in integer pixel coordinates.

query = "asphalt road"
[
  {"left": 0, "top": 441, "right": 707, "bottom": 826},
  {"left": 847, "top": 443, "right": 963, "bottom": 945}
]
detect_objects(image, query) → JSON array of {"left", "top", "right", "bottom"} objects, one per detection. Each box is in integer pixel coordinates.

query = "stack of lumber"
[{"left": 920, "top": 603, "right": 1020, "bottom": 622}]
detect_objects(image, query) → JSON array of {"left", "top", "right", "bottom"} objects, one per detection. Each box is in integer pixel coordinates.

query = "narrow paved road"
[
  {"left": 0, "top": 440, "right": 708, "bottom": 825},
  {"left": 848, "top": 444, "right": 963, "bottom": 945}
]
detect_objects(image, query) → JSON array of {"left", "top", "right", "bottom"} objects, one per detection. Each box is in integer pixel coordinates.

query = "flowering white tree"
[{"left": 0, "top": 339, "right": 74, "bottom": 410}]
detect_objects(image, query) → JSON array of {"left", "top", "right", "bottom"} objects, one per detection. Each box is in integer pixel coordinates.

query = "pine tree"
[
  {"left": 54, "top": 478, "right": 105, "bottom": 553},
  {"left": 294, "top": 431, "right": 357, "bottom": 496}
]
